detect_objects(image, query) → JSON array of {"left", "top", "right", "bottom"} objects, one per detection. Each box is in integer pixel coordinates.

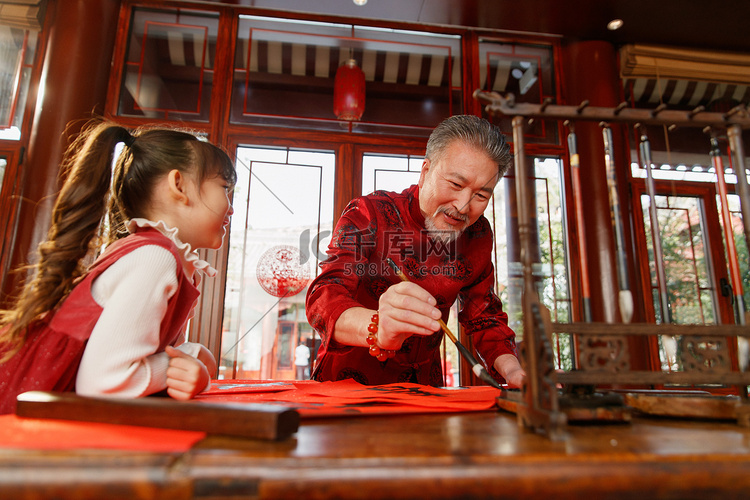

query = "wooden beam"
[
  {"left": 15, "top": 391, "right": 300, "bottom": 441},
  {"left": 551, "top": 322, "right": 750, "bottom": 337}
]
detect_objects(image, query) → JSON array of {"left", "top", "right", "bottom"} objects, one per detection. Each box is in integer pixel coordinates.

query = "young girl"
[{"left": 0, "top": 120, "right": 236, "bottom": 414}]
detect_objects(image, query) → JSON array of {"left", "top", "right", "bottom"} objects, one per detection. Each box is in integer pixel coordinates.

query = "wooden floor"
[{"left": 2, "top": 409, "right": 750, "bottom": 499}]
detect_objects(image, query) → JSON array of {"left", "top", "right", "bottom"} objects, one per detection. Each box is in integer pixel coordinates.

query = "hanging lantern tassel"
[{"left": 333, "top": 59, "right": 365, "bottom": 121}]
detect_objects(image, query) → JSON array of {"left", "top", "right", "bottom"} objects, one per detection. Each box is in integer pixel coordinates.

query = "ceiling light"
[
  {"left": 353, "top": 0, "right": 367, "bottom": 5},
  {"left": 607, "top": 19, "right": 624, "bottom": 31}
]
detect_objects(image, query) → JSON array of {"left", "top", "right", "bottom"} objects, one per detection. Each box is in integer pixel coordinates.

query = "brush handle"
[
  {"left": 438, "top": 319, "right": 458, "bottom": 344},
  {"left": 455, "top": 341, "right": 503, "bottom": 390}
]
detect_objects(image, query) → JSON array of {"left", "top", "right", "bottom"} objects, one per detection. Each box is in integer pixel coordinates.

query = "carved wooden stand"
[{"left": 475, "top": 90, "right": 750, "bottom": 438}]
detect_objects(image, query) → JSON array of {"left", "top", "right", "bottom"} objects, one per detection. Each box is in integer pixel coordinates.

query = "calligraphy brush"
[
  {"left": 602, "top": 123, "right": 633, "bottom": 324},
  {"left": 385, "top": 257, "right": 503, "bottom": 390}
]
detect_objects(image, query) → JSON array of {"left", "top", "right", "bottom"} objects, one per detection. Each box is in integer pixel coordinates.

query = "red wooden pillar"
[
  {"left": 560, "top": 41, "right": 624, "bottom": 324},
  {"left": 560, "top": 41, "right": 649, "bottom": 370},
  {"left": 2, "top": 0, "right": 121, "bottom": 303}
]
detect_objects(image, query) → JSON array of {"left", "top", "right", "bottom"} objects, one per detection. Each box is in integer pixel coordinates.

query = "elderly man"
[{"left": 305, "top": 115, "right": 525, "bottom": 388}]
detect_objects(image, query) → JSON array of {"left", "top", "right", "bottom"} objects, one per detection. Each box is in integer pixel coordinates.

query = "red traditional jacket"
[{"left": 305, "top": 185, "right": 517, "bottom": 386}]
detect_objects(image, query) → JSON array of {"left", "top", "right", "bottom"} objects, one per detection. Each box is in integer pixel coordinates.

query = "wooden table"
[{"left": 2, "top": 409, "right": 750, "bottom": 499}]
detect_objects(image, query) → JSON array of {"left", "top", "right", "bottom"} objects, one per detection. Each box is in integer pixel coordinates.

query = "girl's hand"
[
  {"left": 194, "top": 344, "right": 217, "bottom": 378},
  {"left": 164, "top": 346, "right": 210, "bottom": 400}
]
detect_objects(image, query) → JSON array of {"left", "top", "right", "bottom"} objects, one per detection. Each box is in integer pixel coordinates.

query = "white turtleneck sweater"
[{"left": 75, "top": 219, "right": 213, "bottom": 398}]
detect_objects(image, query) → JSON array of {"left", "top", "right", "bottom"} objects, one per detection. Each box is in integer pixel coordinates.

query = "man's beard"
[{"left": 425, "top": 207, "right": 469, "bottom": 243}]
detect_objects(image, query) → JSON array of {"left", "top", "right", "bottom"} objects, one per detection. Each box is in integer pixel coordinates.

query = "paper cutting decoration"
[{"left": 256, "top": 245, "right": 311, "bottom": 297}]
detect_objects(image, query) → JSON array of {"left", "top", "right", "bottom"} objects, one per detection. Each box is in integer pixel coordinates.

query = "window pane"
[
  {"left": 629, "top": 145, "right": 750, "bottom": 183},
  {"left": 723, "top": 194, "right": 750, "bottom": 314},
  {"left": 628, "top": 125, "right": 750, "bottom": 183},
  {"left": 642, "top": 194, "right": 716, "bottom": 327},
  {"left": 486, "top": 157, "right": 572, "bottom": 369},
  {"left": 642, "top": 194, "right": 723, "bottom": 373},
  {"left": 0, "top": 26, "right": 37, "bottom": 140},
  {"left": 478, "top": 39, "right": 558, "bottom": 145},
  {"left": 220, "top": 146, "right": 334, "bottom": 381},
  {"left": 118, "top": 8, "right": 218, "bottom": 121},
  {"left": 361, "top": 153, "right": 422, "bottom": 195},
  {"left": 232, "top": 15, "right": 461, "bottom": 135}
]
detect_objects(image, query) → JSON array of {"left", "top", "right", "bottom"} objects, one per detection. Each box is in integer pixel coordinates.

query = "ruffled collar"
[{"left": 126, "top": 218, "right": 217, "bottom": 279}]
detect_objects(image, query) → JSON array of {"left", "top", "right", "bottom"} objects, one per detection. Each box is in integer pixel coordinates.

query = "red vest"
[{"left": 0, "top": 229, "right": 199, "bottom": 414}]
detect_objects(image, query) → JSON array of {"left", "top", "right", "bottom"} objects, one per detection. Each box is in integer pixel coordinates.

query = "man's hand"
[
  {"left": 376, "top": 281, "right": 442, "bottom": 350},
  {"left": 494, "top": 353, "right": 526, "bottom": 389},
  {"left": 164, "top": 346, "right": 210, "bottom": 400}
]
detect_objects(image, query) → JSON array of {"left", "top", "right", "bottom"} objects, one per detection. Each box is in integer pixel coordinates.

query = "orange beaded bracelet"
[{"left": 365, "top": 312, "right": 396, "bottom": 362}]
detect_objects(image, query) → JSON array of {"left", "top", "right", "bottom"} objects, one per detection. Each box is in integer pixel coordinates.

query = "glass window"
[
  {"left": 361, "top": 153, "right": 422, "bottom": 195},
  {"left": 486, "top": 157, "right": 572, "bottom": 369},
  {"left": 231, "top": 15, "right": 461, "bottom": 135},
  {"left": 632, "top": 137, "right": 748, "bottom": 317},
  {"left": 478, "top": 39, "right": 557, "bottom": 144},
  {"left": 643, "top": 194, "right": 717, "bottom": 328},
  {"left": 721, "top": 193, "right": 750, "bottom": 315},
  {"left": 0, "top": 26, "right": 37, "bottom": 140},
  {"left": 117, "top": 8, "right": 219, "bottom": 121},
  {"left": 220, "top": 146, "right": 335, "bottom": 381},
  {"left": 630, "top": 139, "right": 750, "bottom": 184},
  {"left": 639, "top": 194, "right": 726, "bottom": 375},
  {"left": 627, "top": 113, "right": 750, "bottom": 181}
]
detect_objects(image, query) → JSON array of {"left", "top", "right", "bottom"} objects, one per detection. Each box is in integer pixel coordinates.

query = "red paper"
[
  {"left": 0, "top": 414, "right": 205, "bottom": 452},
  {"left": 198, "top": 379, "right": 500, "bottom": 417}
]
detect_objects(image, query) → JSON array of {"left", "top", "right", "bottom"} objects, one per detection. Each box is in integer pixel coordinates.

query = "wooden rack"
[
  {"left": 474, "top": 90, "right": 750, "bottom": 128},
  {"left": 475, "top": 90, "right": 750, "bottom": 438}
]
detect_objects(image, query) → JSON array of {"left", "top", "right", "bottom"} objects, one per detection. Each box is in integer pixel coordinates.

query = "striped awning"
[
  {"left": 624, "top": 78, "right": 750, "bottom": 108},
  {"left": 620, "top": 44, "right": 750, "bottom": 108},
  {"left": 239, "top": 38, "right": 462, "bottom": 89}
]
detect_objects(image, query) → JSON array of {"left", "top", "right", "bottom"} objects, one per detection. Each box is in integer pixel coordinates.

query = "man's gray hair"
[{"left": 425, "top": 115, "right": 512, "bottom": 176}]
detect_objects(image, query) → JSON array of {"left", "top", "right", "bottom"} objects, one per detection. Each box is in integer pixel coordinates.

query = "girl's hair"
[{"left": 0, "top": 120, "right": 236, "bottom": 361}]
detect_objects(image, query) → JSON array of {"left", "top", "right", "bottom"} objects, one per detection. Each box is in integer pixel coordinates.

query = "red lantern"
[{"left": 333, "top": 59, "right": 365, "bottom": 121}]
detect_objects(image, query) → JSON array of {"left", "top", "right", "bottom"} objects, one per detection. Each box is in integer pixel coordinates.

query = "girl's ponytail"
[
  {"left": 1, "top": 119, "right": 235, "bottom": 361},
  {"left": 0, "top": 121, "right": 131, "bottom": 360}
]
